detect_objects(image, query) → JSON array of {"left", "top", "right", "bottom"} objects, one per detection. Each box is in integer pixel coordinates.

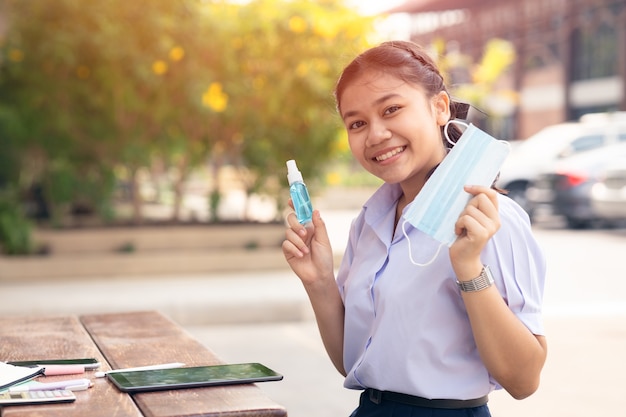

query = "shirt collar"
[{"left": 362, "top": 183, "right": 403, "bottom": 227}]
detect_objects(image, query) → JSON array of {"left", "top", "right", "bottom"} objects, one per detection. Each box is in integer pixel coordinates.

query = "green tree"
[
  {"left": 222, "top": 0, "right": 374, "bottom": 216},
  {"left": 0, "top": 0, "right": 377, "bottom": 230},
  {"left": 1, "top": 0, "right": 134, "bottom": 224}
]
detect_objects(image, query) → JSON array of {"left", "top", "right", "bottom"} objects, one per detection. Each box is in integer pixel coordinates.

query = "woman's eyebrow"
[{"left": 342, "top": 93, "right": 401, "bottom": 120}]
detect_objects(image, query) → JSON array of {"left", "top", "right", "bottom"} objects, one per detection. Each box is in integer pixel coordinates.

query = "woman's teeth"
[{"left": 375, "top": 146, "right": 405, "bottom": 162}]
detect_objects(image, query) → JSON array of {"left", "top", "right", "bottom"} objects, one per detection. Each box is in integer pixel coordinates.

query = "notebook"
[{"left": 0, "top": 362, "right": 45, "bottom": 391}]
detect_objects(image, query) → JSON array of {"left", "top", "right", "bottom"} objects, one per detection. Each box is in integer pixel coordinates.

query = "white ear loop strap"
[
  {"left": 401, "top": 219, "right": 444, "bottom": 266},
  {"left": 398, "top": 120, "right": 463, "bottom": 267},
  {"left": 399, "top": 119, "right": 464, "bottom": 267},
  {"left": 444, "top": 119, "right": 469, "bottom": 147},
  {"left": 401, "top": 119, "right": 511, "bottom": 267}
]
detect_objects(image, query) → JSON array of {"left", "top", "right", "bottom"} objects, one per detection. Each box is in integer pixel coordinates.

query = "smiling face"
[{"left": 339, "top": 70, "right": 451, "bottom": 200}]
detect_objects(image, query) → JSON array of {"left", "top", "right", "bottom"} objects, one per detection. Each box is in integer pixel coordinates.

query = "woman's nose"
[{"left": 366, "top": 123, "right": 392, "bottom": 146}]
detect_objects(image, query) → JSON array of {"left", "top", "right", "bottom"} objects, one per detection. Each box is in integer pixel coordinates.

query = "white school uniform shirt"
[{"left": 336, "top": 182, "right": 546, "bottom": 400}]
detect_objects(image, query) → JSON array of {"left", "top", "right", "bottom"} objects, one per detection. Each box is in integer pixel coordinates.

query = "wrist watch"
[{"left": 456, "top": 265, "right": 494, "bottom": 292}]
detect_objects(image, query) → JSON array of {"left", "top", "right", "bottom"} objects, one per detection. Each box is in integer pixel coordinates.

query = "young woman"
[{"left": 282, "top": 40, "right": 547, "bottom": 417}]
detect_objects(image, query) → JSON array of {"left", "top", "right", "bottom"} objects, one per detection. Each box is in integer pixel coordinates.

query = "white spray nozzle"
[{"left": 286, "top": 160, "right": 303, "bottom": 185}]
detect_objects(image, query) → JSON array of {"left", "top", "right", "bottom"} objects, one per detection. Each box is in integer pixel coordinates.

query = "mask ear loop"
[
  {"left": 401, "top": 119, "right": 469, "bottom": 267},
  {"left": 401, "top": 219, "right": 444, "bottom": 267},
  {"left": 443, "top": 119, "right": 469, "bottom": 147}
]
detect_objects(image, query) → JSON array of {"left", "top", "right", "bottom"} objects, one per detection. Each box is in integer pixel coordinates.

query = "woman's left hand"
[{"left": 449, "top": 185, "right": 501, "bottom": 271}]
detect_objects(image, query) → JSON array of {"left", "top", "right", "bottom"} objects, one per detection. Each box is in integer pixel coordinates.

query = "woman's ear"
[{"left": 433, "top": 91, "right": 451, "bottom": 126}]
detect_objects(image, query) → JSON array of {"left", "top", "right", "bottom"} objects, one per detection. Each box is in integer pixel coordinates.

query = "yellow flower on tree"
[
  {"left": 326, "top": 171, "right": 341, "bottom": 186},
  {"left": 296, "top": 62, "right": 309, "bottom": 77},
  {"left": 202, "top": 82, "right": 228, "bottom": 112},
  {"left": 313, "top": 19, "right": 338, "bottom": 40},
  {"left": 289, "top": 16, "right": 307, "bottom": 33},
  {"left": 152, "top": 60, "right": 168, "bottom": 75},
  {"left": 334, "top": 130, "right": 350, "bottom": 153},
  {"left": 231, "top": 37, "right": 244, "bottom": 50},
  {"left": 9, "top": 48, "right": 24, "bottom": 62},
  {"left": 473, "top": 39, "right": 515, "bottom": 84},
  {"left": 169, "top": 46, "right": 185, "bottom": 62}
]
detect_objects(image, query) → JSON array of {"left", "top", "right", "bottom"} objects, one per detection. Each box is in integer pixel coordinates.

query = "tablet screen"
[{"left": 107, "top": 363, "right": 283, "bottom": 392}]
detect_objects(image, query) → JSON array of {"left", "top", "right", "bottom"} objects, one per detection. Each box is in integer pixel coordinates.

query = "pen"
[
  {"left": 9, "top": 378, "right": 92, "bottom": 392},
  {"left": 42, "top": 365, "right": 85, "bottom": 376},
  {"left": 95, "top": 362, "right": 185, "bottom": 378}
]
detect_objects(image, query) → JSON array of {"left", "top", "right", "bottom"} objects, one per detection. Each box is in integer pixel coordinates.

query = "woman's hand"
[
  {"left": 282, "top": 209, "right": 335, "bottom": 285},
  {"left": 450, "top": 185, "right": 501, "bottom": 276}
]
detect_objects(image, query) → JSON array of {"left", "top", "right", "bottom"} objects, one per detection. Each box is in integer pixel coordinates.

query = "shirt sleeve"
[{"left": 484, "top": 195, "right": 547, "bottom": 336}]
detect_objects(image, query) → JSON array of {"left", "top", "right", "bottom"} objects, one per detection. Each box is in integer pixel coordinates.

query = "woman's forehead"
[
  {"left": 346, "top": 70, "right": 405, "bottom": 90},
  {"left": 339, "top": 71, "right": 425, "bottom": 111}
]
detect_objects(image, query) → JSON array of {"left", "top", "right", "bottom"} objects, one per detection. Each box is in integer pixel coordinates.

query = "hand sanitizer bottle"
[{"left": 286, "top": 159, "right": 313, "bottom": 224}]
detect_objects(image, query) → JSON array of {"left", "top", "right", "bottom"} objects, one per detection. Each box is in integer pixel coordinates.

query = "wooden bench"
[{"left": 0, "top": 311, "right": 287, "bottom": 417}]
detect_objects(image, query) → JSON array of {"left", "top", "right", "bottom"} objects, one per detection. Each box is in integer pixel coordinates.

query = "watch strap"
[{"left": 456, "top": 265, "right": 494, "bottom": 292}]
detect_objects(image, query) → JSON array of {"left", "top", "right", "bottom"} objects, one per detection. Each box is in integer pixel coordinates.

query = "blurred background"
[
  {"left": 1, "top": 0, "right": 625, "bottom": 242},
  {"left": 1, "top": 0, "right": 625, "bottom": 416}
]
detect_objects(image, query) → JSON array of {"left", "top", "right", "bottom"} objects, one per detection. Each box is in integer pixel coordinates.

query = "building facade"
[{"left": 388, "top": 0, "right": 626, "bottom": 139}]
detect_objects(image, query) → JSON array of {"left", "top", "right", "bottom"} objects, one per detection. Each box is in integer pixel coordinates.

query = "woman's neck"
[{"left": 395, "top": 193, "right": 408, "bottom": 228}]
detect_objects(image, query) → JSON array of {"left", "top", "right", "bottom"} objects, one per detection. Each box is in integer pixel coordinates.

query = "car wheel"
[{"left": 565, "top": 216, "right": 592, "bottom": 229}]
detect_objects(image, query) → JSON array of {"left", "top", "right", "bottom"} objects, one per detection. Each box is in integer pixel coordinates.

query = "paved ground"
[{"left": 2, "top": 267, "right": 625, "bottom": 417}]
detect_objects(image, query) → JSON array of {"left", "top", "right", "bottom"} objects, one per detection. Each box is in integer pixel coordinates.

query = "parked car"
[
  {"left": 590, "top": 157, "right": 626, "bottom": 224},
  {"left": 527, "top": 142, "right": 626, "bottom": 228},
  {"left": 497, "top": 112, "right": 626, "bottom": 214}
]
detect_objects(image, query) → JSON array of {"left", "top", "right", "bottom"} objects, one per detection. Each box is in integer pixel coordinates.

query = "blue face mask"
[{"left": 401, "top": 121, "right": 511, "bottom": 266}]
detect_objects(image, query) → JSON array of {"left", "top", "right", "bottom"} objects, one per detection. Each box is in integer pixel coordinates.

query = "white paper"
[{"left": 0, "top": 362, "right": 44, "bottom": 391}]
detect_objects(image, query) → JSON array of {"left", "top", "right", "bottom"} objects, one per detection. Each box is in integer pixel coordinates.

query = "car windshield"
[
  {"left": 555, "top": 142, "right": 626, "bottom": 175},
  {"left": 514, "top": 123, "right": 608, "bottom": 160},
  {"left": 515, "top": 124, "right": 581, "bottom": 157}
]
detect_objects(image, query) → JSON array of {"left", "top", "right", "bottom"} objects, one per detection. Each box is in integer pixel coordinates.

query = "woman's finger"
[
  {"left": 285, "top": 211, "right": 308, "bottom": 237},
  {"left": 284, "top": 224, "right": 310, "bottom": 254},
  {"left": 282, "top": 237, "right": 307, "bottom": 259}
]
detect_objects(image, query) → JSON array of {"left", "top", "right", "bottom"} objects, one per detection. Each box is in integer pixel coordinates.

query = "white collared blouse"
[{"left": 336, "top": 183, "right": 546, "bottom": 400}]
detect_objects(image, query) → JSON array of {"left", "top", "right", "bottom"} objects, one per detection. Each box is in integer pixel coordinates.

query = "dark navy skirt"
[{"left": 349, "top": 390, "right": 492, "bottom": 417}]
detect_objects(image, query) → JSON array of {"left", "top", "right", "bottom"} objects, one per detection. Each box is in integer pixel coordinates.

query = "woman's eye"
[
  {"left": 348, "top": 120, "right": 366, "bottom": 130},
  {"left": 384, "top": 105, "right": 400, "bottom": 115}
]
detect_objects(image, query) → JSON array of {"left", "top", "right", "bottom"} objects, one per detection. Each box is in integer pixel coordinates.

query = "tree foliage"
[{"left": 0, "top": 0, "right": 375, "bottom": 234}]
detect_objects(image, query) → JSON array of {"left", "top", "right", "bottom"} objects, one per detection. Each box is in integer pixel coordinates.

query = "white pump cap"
[{"left": 286, "top": 160, "right": 303, "bottom": 185}]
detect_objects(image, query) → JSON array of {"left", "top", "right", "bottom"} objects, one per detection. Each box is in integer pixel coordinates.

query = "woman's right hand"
[{"left": 282, "top": 209, "right": 335, "bottom": 285}]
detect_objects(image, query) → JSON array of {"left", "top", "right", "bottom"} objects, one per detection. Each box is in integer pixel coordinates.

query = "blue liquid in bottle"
[{"left": 286, "top": 160, "right": 313, "bottom": 224}]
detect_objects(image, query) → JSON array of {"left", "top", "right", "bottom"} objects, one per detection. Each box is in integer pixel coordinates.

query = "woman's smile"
[{"left": 374, "top": 146, "right": 406, "bottom": 162}]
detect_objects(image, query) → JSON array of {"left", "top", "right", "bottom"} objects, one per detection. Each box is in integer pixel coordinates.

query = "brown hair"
[{"left": 334, "top": 40, "right": 468, "bottom": 148}]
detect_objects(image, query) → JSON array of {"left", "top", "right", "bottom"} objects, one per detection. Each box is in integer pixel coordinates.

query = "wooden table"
[{"left": 0, "top": 311, "right": 287, "bottom": 417}]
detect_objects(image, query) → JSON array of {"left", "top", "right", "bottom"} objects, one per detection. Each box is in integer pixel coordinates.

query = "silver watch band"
[{"left": 456, "top": 265, "right": 494, "bottom": 292}]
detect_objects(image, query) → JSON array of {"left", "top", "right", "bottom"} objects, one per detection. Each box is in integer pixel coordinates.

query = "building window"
[
  {"left": 570, "top": 104, "right": 618, "bottom": 120},
  {"left": 571, "top": 23, "right": 617, "bottom": 81}
]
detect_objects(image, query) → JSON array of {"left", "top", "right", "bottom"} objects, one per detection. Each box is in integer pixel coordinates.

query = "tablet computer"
[{"left": 106, "top": 363, "right": 283, "bottom": 393}]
